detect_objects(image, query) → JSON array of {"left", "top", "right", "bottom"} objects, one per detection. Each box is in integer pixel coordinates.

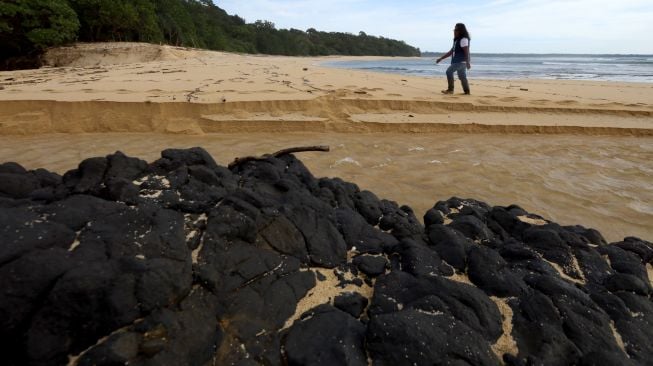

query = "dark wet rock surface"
[{"left": 1, "top": 148, "right": 652, "bottom": 365}]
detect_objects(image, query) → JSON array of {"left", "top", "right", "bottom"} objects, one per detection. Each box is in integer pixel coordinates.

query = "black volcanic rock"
[
  {"left": 427, "top": 223, "right": 474, "bottom": 271},
  {"left": 0, "top": 148, "right": 651, "bottom": 366},
  {"left": 467, "top": 245, "right": 528, "bottom": 297},
  {"left": 334, "top": 292, "right": 369, "bottom": 318},
  {"left": 367, "top": 308, "right": 500, "bottom": 366},
  {"left": 353, "top": 190, "right": 383, "bottom": 226},
  {"left": 160, "top": 147, "right": 219, "bottom": 169},
  {"left": 0, "top": 162, "right": 28, "bottom": 174},
  {"left": 0, "top": 172, "right": 40, "bottom": 198},
  {"left": 283, "top": 305, "right": 367, "bottom": 366},
  {"left": 352, "top": 254, "right": 388, "bottom": 277},
  {"left": 423, "top": 207, "right": 445, "bottom": 227},
  {"left": 335, "top": 207, "right": 398, "bottom": 253},
  {"left": 368, "top": 270, "right": 503, "bottom": 343},
  {"left": 449, "top": 214, "right": 495, "bottom": 242}
]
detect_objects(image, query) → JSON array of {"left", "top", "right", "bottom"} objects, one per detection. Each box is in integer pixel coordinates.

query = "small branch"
[
  {"left": 270, "top": 146, "right": 330, "bottom": 157},
  {"left": 228, "top": 145, "right": 330, "bottom": 169}
]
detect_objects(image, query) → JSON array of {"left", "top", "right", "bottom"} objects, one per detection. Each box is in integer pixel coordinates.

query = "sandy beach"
[
  {"left": 1, "top": 42, "right": 652, "bottom": 135},
  {"left": 0, "top": 42, "right": 652, "bottom": 242}
]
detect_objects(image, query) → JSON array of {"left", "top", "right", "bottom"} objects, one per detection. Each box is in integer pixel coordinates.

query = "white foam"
[{"left": 330, "top": 157, "right": 361, "bottom": 168}]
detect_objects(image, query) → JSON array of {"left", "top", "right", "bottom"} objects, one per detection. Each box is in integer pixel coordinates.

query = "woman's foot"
[{"left": 441, "top": 89, "right": 453, "bottom": 94}]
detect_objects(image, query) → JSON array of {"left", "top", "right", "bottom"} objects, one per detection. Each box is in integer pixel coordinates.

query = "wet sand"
[{"left": 1, "top": 132, "right": 651, "bottom": 242}]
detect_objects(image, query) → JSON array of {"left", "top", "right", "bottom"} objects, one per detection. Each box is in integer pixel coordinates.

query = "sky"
[{"left": 218, "top": 0, "right": 653, "bottom": 54}]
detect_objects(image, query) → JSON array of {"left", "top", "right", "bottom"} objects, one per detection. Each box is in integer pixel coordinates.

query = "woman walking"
[{"left": 436, "top": 23, "right": 471, "bottom": 95}]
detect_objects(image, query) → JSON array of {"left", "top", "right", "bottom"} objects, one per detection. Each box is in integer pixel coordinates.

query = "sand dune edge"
[{"left": 1, "top": 98, "right": 652, "bottom": 136}]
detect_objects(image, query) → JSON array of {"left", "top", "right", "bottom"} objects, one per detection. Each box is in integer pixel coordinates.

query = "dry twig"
[{"left": 228, "top": 146, "right": 330, "bottom": 169}]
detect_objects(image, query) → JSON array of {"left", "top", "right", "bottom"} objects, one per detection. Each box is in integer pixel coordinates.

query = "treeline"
[{"left": 0, "top": 0, "right": 420, "bottom": 69}]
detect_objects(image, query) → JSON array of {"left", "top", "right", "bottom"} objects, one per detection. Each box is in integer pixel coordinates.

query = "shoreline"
[{"left": 319, "top": 62, "right": 653, "bottom": 85}]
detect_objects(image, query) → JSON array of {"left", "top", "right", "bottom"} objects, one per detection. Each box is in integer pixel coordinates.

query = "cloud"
[{"left": 218, "top": 0, "right": 653, "bottom": 53}]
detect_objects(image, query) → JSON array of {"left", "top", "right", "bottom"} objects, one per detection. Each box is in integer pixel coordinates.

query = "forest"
[{"left": 0, "top": 0, "right": 421, "bottom": 69}]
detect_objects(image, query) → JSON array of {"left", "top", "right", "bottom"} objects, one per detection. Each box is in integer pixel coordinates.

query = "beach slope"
[{"left": 0, "top": 42, "right": 651, "bottom": 135}]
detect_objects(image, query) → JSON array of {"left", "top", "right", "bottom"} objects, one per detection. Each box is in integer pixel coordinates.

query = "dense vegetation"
[{"left": 0, "top": 0, "right": 420, "bottom": 69}]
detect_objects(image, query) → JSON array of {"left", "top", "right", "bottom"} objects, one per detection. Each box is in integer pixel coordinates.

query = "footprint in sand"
[
  {"left": 386, "top": 93, "right": 402, "bottom": 97},
  {"left": 556, "top": 100, "right": 579, "bottom": 105},
  {"left": 499, "top": 97, "right": 519, "bottom": 102}
]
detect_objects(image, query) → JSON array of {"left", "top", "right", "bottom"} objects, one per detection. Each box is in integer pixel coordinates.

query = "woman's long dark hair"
[{"left": 454, "top": 23, "right": 471, "bottom": 40}]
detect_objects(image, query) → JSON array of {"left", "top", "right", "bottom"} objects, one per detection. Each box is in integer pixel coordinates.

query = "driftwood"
[{"left": 228, "top": 146, "right": 330, "bottom": 169}]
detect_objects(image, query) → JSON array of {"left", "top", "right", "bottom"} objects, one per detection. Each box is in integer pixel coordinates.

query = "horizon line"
[{"left": 420, "top": 52, "right": 653, "bottom": 57}]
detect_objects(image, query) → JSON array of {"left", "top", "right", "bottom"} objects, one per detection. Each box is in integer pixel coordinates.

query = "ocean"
[{"left": 323, "top": 54, "right": 653, "bottom": 83}]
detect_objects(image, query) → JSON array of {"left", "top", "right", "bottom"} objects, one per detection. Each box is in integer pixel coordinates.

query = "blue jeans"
[{"left": 446, "top": 62, "right": 470, "bottom": 93}]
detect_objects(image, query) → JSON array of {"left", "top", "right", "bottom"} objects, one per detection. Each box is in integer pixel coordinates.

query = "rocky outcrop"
[{"left": 1, "top": 148, "right": 652, "bottom": 366}]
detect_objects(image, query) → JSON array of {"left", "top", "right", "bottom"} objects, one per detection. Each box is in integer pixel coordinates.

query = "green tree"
[
  {"left": 0, "top": 0, "right": 79, "bottom": 64},
  {"left": 69, "top": 0, "right": 161, "bottom": 42},
  {"left": 132, "top": 0, "right": 162, "bottom": 42},
  {"left": 153, "top": 0, "right": 198, "bottom": 46},
  {"left": 0, "top": 0, "right": 79, "bottom": 48}
]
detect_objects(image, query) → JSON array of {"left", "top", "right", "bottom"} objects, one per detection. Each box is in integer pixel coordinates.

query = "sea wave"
[
  {"left": 360, "top": 66, "right": 409, "bottom": 71},
  {"left": 323, "top": 54, "right": 653, "bottom": 82}
]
